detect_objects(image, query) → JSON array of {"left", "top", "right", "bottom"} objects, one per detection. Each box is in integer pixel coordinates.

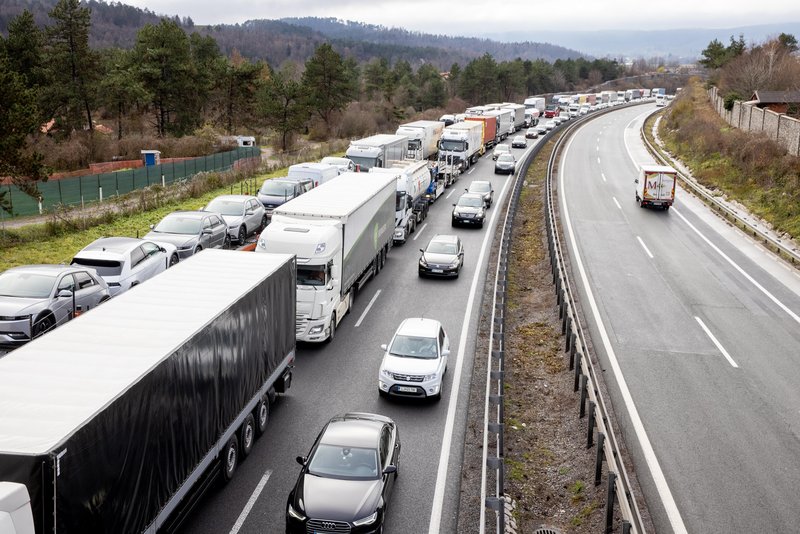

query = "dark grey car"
[
  {"left": 0, "top": 265, "right": 110, "bottom": 349},
  {"left": 466, "top": 181, "right": 493, "bottom": 208},
  {"left": 144, "top": 210, "right": 229, "bottom": 259}
]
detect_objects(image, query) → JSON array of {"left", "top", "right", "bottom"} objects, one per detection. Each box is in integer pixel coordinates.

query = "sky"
[{"left": 118, "top": 0, "right": 800, "bottom": 35}]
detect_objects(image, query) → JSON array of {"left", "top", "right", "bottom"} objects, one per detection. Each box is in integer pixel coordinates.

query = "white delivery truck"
[
  {"left": 288, "top": 162, "right": 339, "bottom": 187},
  {"left": 635, "top": 164, "right": 678, "bottom": 210},
  {"left": 371, "top": 160, "right": 432, "bottom": 244},
  {"left": 256, "top": 173, "right": 395, "bottom": 343},
  {"left": 0, "top": 250, "right": 296, "bottom": 534},
  {"left": 345, "top": 134, "right": 408, "bottom": 171},
  {"left": 395, "top": 120, "right": 444, "bottom": 160},
  {"left": 501, "top": 103, "right": 527, "bottom": 132},
  {"left": 486, "top": 108, "right": 514, "bottom": 139},
  {"left": 524, "top": 96, "right": 546, "bottom": 116},
  {"left": 437, "top": 121, "right": 483, "bottom": 186}
]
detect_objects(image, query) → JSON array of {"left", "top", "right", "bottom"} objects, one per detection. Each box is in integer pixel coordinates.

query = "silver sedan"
[{"left": 204, "top": 195, "right": 267, "bottom": 244}]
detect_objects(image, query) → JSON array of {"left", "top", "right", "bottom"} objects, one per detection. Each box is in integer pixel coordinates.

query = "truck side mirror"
[{"left": 634, "top": 178, "right": 639, "bottom": 184}]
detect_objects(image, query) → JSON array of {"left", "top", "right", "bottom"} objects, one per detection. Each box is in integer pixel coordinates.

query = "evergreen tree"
[
  {"left": 98, "top": 48, "right": 149, "bottom": 140},
  {"left": 259, "top": 67, "right": 309, "bottom": 151},
  {"left": 219, "top": 50, "right": 266, "bottom": 133},
  {"left": 302, "top": 43, "right": 353, "bottom": 131},
  {"left": 5, "top": 10, "right": 45, "bottom": 89}
]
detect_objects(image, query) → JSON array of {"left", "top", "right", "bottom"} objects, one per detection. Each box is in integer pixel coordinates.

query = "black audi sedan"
[{"left": 286, "top": 413, "right": 401, "bottom": 534}]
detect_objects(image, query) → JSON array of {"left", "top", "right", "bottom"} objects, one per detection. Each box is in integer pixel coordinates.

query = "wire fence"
[{"left": 3, "top": 147, "right": 260, "bottom": 218}]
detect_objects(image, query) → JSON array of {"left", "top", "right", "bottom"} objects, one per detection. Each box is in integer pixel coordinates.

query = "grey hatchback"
[
  {"left": 0, "top": 265, "right": 110, "bottom": 349},
  {"left": 145, "top": 210, "right": 229, "bottom": 259}
]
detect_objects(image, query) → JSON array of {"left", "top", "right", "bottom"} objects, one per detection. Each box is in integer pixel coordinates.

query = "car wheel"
[
  {"left": 168, "top": 254, "right": 179, "bottom": 267},
  {"left": 254, "top": 396, "right": 270, "bottom": 436},
  {"left": 379, "top": 389, "right": 388, "bottom": 399},
  {"left": 240, "top": 414, "right": 255, "bottom": 458},
  {"left": 478, "top": 222, "right": 484, "bottom": 229},
  {"left": 451, "top": 219, "right": 456, "bottom": 227},
  {"left": 33, "top": 314, "right": 55, "bottom": 338},
  {"left": 194, "top": 245, "right": 203, "bottom": 255},
  {"left": 237, "top": 226, "right": 247, "bottom": 244},
  {"left": 223, "top": 234, "right": 231, "bottom": 249},
  {"left": 258, "top": 215, "right": 268, "bottom": 232},
  {"left": 220, "top": 436, "right": 238, "bottom": 482}
]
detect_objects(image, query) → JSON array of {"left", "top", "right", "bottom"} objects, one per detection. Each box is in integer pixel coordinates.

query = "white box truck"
[
  {"left": 0, "top": 249, "right": 296, "bottom": 534},
  {"left": 501, "top": 103, "right": 526, "bottom": 132},
  {"left": 524, "top": 96, "right": 546, "bottom": 116},
  {"left": 346, "top": 134, "right": 408, "bottom": 170},
  {"left": 635, "top": 164, "right": 678, "bottom": 210},
  {"left": 256, "top": 173, "right": 395, "bottom": 343},
  {"left": 437, "top": 121, "right": 483, "bottom": 186},
  {"left": 486, "top": 108, "right": 514, "bottom": 139},
  {"left": 395, "top": 120, "right": 444, "bottom": 160},
  {"left": 288, "top": 162, "right": 339, "bottom": 187},
  {"left": 371, "top": 160, "right": 432, "bottom": 244}
]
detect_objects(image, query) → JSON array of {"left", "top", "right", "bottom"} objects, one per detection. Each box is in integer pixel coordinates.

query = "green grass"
[{"left": 506, "top": 457, "right": 526, "bottom": 482}]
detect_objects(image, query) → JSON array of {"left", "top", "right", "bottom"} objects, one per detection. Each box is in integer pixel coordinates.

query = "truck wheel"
[
  {"left": 254, "top": 397, "right": 269, "bottom": 436},
  {"left": 326, "top": 314, "right": 336, "bottom": 343},
  {"left": 240, "top": 414, "right": 255, "bottom": 458},
  {"left": 220, "top": 436, "right": 238, "bottom": 482}
]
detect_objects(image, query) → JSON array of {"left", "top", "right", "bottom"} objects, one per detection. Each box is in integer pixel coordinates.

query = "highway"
[
  {"left": 178, "top": 134, "right": 541, "bottom": 533},
  {"left": 559, "top": 104, "right": 800, "bottom": 533}
]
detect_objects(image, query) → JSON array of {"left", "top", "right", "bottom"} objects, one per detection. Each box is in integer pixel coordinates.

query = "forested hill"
[
  {"left": 281, "top": 17, "right": 584, "bottom": 63},
  {"left": 1, "top": 1, "right": 586, "bottom": 69}
]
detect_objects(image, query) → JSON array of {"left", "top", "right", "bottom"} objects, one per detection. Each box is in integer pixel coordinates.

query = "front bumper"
[
  {"left": 0, "top": 318, "right": 33, "bottom": 349},
  {"left": 419, "top": 262, "right": 459, "bottom": 277},
  {"left": 452, "top": 213, "right": 484, "bottom": 225},
  {"left": 379, "top": 375, "right": 441, "bottom": 399},
  {"left": 295, "top": 316, "right": 329, "bottom": 343}
]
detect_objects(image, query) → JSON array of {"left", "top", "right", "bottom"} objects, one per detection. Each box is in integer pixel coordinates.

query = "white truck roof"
[
  {"left": 640, "top": 164, "right": 677, "bottom": 174},
  {"left": 350, "top": 134, "right": 407, "bottom": 147},
  {"left": 274, "top": 172, "right": 395, "bottom": 221},
  {"left": 0, "top": 250, "right": 294, "bottom": 455}
]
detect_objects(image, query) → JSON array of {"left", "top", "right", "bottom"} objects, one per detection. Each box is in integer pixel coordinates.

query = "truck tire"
[
  {"left": 240, "top": 414, "right": 255, "bottom": 458},
  {"left": 326, "top": 314, "right": 336, "bottom": 343},
  {"left": 220, "top": 436, "right": 239, "bottom": 482},
  {"left": 254, "top": 397, "right": 269, "bottom": 437}
]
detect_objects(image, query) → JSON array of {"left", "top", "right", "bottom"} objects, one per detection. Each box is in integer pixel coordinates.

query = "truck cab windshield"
[
  {"left": 297, "top": 265, "right": 327, "bottom": 286},
  {"left": 395, "top": 191, "right": 410, "bottom": 211},
  {"left": 439, "top": 140, "right": 466, "bottom": 152},
  {"left": 347, "top": 156, "right": 375, "bottom": 171}
]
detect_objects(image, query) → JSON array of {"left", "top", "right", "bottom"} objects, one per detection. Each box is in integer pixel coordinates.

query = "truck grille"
[
  {"left": 392, "top": 373, "right": 424, "bottom": 382},
  {"left": 306, "top": 519, "right": 351, "bottom": 533}
]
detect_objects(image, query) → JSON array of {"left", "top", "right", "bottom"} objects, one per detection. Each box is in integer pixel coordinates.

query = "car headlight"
[
  {"left": 0, "top": 314, "right": 31, "bottom": 321},
  {"left": 258, "top": 237, "right": 267, "bottom": 249},
  {"left": 424, "top": 373, "right": 438, "bottom": 381},
  {"left": 449, "top": 259, "right": 460, "bottom": 268},
  {"left": 381, "top": 368, "right": 393, "bottom": 379},
  {"left": 353, "top": 511, "right": 378, "bottom": 526},
  {"left": 287, "top": 502, "right": 306, "bottom": 521},
  {"left": 419, "top": 257, "right": 428, "bottom": 267},
  {"left": 228, "top": 225, "right": 237, "bottom": 230}
]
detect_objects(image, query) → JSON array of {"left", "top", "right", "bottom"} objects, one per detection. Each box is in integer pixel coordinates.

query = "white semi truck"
[
  {"left": 345, "top": 134, "right": 408, "bottom": 170},
  {"left": 485, "top": 108, "right": 514, "bottom": 139},
  {"left": 437, "top": 121, "right": 483, "bottom": 186},
  {"left": 256, "top": 173, "right": 395, "bottom": 343},
  {"left": 635, "top": 164, "right": 678, "bottom": 210},
  {"left": 0, "top": 250, "right": 296, "bottom": 534},
  {"left": 524, "top": 96, "right": 546, "bottom": 115},
  {"left": 371, "top": 160, "right": 432, "bottom": 244},
  {"left": 395, "top": 120, "right": 444, "bottom": 160},
  {"left": 501, "top": 103, "right": 526, "bottom": 132}
]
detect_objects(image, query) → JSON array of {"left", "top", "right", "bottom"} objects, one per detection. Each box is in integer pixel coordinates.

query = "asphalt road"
[
  {"left": 177, "top": 133, "right": 543, "bottom": 534},
  {"left": 559, "top": 104, "right": 800, "bottom": 533}
]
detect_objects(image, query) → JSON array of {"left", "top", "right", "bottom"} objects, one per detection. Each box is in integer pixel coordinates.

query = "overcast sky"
[{"left": 117, "top": 0, "right": 800, "bottom": 34}]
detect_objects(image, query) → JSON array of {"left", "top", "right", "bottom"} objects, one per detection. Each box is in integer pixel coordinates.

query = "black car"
[
  {"left": 451, "top": 193, "right": 486, "bottom": 228},
  {"left": 286, "top": 413, "right": 400, "bottom": 534},
  {"left": 419, "top": 234, "right": 464, "bottom": 278}
]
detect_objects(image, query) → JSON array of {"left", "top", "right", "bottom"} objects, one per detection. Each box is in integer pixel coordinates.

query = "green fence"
[{"left": 3, "top": 146, "right": 260, "bottom": 218}]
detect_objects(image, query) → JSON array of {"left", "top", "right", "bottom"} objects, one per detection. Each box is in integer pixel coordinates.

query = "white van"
[{"left": 287, "top": 162, "right": 339, "bottom": 187}]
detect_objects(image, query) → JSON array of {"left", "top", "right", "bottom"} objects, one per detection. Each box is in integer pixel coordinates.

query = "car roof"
[
  {"left": 321, "top": 414, "right": 389, "bottom": 448},
  {"left": 428, "top": 234, "right": 459, "bottom": 245},
  {"left": 3, "top": 264, "right": 86, "bottom": 276},
  {"left": 495, "top": 144, "right": 509, "bottom": 149},
  {"left": 164, "top": 210, "right": 209, "bottom": 219},
  {"left": 396, "top": 317, "right": 441, "bottom": 338},
  {"left": 460, "top": 193, "right": 485, "bottom": 200},
  {"left": 209, "top": 195, "right": 256, "bottom": 202},
  {"left": 469, "top": 180, "right": 491, "bottom": 187},
  {"left": 80, "top": 237, "right": 145, "bottom": 254}
]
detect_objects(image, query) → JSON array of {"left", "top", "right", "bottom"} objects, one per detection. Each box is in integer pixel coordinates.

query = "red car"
[{"left": 544, "top": 105, "right": 560, "bottom": 118}]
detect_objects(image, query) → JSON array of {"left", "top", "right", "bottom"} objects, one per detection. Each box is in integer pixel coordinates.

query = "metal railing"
[{"left": 481, "top": 101, "right": 647, "bottom": 533}]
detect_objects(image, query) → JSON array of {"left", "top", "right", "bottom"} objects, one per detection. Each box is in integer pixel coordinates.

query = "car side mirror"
[
  {"left": 419, "top": 249, "right": 425, "bottom": 254},
  {"left": 383, "top": 465, "right": 397, "bottom": 475},
  {"left": 57, "top": 289, "right": 73, "bottom": 298},
  {"left": 202, "top": 229, "right": 213, "bottom": 235},
  {"left": 380, "top": 344, "right": 388, "bottom": 351},
  {"left": 452, "top": 203, "right": 456, "bottom": 207},
  {"left": 159, "top": 247, "right": 166, "bottom": 253},
  {"left": 442, "top": 349, "right": 451, "bottom": 357},
  {"left": 245, "top": 210, "right": 254, "bottom": 215},
  {"left": 464, "top": 188, "right": 468, "bottom": 192},
  {"left": 149, "top": 224, "right": 155, "bottom": 229},
  {"left": 296, "top": 456, "right": 307, "bottom": 466}
]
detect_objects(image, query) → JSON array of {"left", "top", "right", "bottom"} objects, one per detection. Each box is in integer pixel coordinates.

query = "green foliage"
[
  {"left": 699, "top": 35, "right": 746, "bottom": 70},
  {"left": 778, "top": 33, "right": 798, "bottom": 53},
  {"left": 259, "top": 67, "right": 310, "bottom": 151},
  {"left": 723, "top": 91, "right": 742, "bottom": 111},
  {"left": 4, "top": 10, "right": 45, "bottom": 91},
  {"left": 218, "top": 51, "right": 267, "bottom": 134},
  {"left": 98, "top": 48, "right": 149, "bottom": 140},
  {"left": 302, "top": 43, "right": 355, "bottom": 130}
]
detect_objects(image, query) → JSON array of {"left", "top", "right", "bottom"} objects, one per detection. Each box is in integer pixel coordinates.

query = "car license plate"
[
  {"left": 652, "top": 201, "right": 662, "bottom": 205},
  {"left": 398, "top": 386, "right": 417, "bottom": 393},
  {"left": 432, "top": 269, "right": 443, "bottom": 273}
]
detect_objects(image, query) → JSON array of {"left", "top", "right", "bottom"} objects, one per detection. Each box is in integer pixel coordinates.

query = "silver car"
[
  {"left": 71, "top": 237, "right": 179, "bottom": 297},
  {"left": 144, "top": 210, "right": 229, "bottom": 259},
  {"left": 204, "top": 195, "right": 267, "bottom": 244},
  {"left": 492, "top": 143, "right": 511, "bottom": 161},
  {"left": 257, "top": 179, "right": 307, "bottom": 218},
  {"left": 0, "top": 265, "right": 110, "bottom": 349}
]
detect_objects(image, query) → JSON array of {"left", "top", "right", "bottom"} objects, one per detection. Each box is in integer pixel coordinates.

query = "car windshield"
[
  {"left": 469, "top": 183, "right": 491, "bottom": 193},
  {"left": 297, "top": 265, "right": 327, "bottom": 287},
  {"left": 153, "top": 216, "right": 201, "bottom": 235},
  {"left": 495, "top": 145, "right": 509, "bottom": 154},
  {"left": 498, "top": 154, "right": 515, "bottom": 163},
  {"left": 457, "top": 196, "right": 483, "bottom": 208},
  {"left": 389, "top": 334, "right": 438, "bottom": 359},
  {"left": 308, "top": 444, "right": 379, "bottom": 480},
  {"left": 0, "top": 272, "right": 56, "bottom": 298},
  {"left": 259, "top": 181, "right": 294, "bottom": 196},
  {"left": 426, "top": 242, "right": 457, "bottom": 255},
  {"left": 205, "top": 199, "right": 244, "bottom": 216},
  {"left": 71, "top": 258, "right": 123, "bottom": 277}
]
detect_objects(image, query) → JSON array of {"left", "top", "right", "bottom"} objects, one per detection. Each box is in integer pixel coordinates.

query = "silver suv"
[{"left": 145, "top": 210, "right": 229, "bottom": 259}]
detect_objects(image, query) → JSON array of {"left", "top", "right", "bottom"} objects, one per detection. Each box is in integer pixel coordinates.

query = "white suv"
[{"left": 378, "top": 318, "right": 450, "bottom": 401}]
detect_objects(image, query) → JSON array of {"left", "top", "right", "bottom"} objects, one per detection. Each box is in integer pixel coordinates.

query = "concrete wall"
[{"left": 707, "top": 87, "right": 800, "bottom": 156}]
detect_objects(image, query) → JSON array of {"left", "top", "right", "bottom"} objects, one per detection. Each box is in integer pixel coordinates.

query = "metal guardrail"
[
  {"left": 481, "top": 102, "right": 648, "bottom": 534},
  {"left": 640, "top": 114, "right": 800, "bottom": 267}
]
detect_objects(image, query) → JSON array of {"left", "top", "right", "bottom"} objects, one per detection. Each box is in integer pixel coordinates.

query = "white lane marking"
[
  {"left": 561, "top": 125, "right": 689, "bottom": 534},
  {"left": 354, "top": 289, "right": 382, "bottom": 328},
  {"left": 428, "top": 173, "right": 513, "bottom": 534},
  {"left": 445, "top": 189, "right": 455, "bottom": 199},
  {"left": 597, "top": 157, "right": 601, "bottom": 164},
  {"left": 695, "top": 316, "right": 739, "bottom": 368},
  {"left": 613, "top": 196, "right": 622, "bottom": 210},
  {"left": 601, "top": 172, "right": 607, "bottom": 183},
  {"left": 672, "top": 208, "right": 800, "bottom": 326},
  {"left": 412, "top": 223, "right": 428, "bottom": 241},
  {"left": 468, "top": 167, "right": 476, "bottom": 175},
  {"left": 637, "top": 236, "right": 654, "bottom": 258},
  {"left": 596, "top": 145, "right": 600, "bottom": 152},
  {"left": 229, "top": 470, "right": 272, "bottom": 534}
]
